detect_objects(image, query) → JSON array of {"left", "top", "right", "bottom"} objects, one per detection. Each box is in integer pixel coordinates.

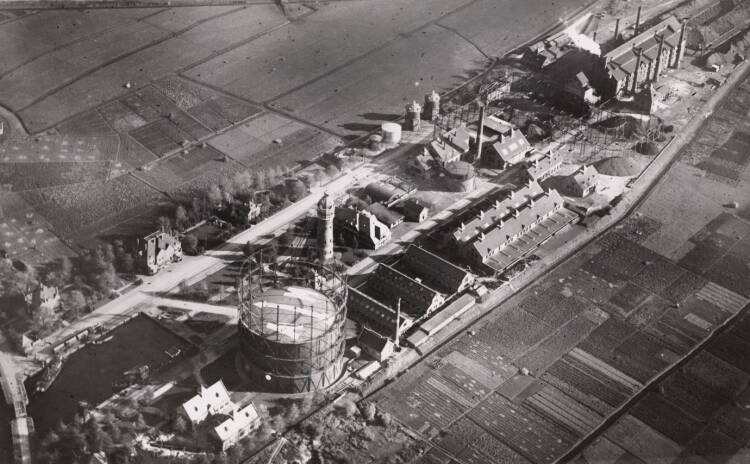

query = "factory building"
[
  {"left": 400, "top": 245, "right": 474, "bottom": 294},
  {"left": 347, "top": 286, "right": 413, "bottom": 339},
  {"left": 365, "top": 177, "right": 416, "bottom": 207},
  {"left": 334, "top": 208, "right": 391, "bottom": 250},
  {"left": 604, "top": 16, "right": 687, "bottom": 97},
  {"left": 360, "top": 264, "right": 445, "bottom": 317}
]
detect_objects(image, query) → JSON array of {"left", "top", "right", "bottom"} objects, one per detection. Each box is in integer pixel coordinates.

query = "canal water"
[{"left": 25, "top": 314, "right": 188, "bottom": 438}]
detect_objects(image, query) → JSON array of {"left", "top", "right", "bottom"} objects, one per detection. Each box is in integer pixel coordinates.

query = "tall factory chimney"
[
  {"left": 634, "top": 6, "right": 642, "bottom": 35},
  {"left": 675, "top": 20, "right": 688, "bottom": 68},
  {"left": 476, "top": 103, "right": 486, "bottom": 164},
  {"left": 614, "top": 18, "right": 620, "bottom": 41}
]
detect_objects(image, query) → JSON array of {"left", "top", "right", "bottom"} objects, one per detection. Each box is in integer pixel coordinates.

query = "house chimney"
[
  {"left": 460, "top": 222, "right": 465, "bottom": 231},
  {"left": 513, "top": 209, "right": 519, "bottom": 218},
  {"left": 478, "top": 210, "right": 485, "bottom": 220},
  {"left": 614, "top": 18, "right": 621, "bottom": 41},
  {"left": 479, "top": 232, "right": 486, "bottom": 242},
  {"left": 635, "top": 6, "right": 642, "bottom": 35}
]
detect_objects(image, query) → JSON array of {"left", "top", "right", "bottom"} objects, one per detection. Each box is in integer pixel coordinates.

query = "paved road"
[{"left": 31, "top": 166, "right": 371, "bottom": 357}]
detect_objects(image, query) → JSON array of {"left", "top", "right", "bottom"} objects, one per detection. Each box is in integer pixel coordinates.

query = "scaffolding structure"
[{"left": 237, "top": 253, "right": 348, "bottom": 393}]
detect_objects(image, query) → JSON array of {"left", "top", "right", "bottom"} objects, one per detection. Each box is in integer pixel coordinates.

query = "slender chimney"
[
  {"left": 654, "top": 34, "right": 664, "bottom": 80},
  {"left": 614, "top": 18, "right": 621, "bottom": 42},
  {"left": 675, "top": 20, "right": 687, "bottom": 68},
  {"left": 476, "top": 104, "right": 486, "bottom": 163},
  {"left": 395, "top": 298, "right": 401, "bottom": 347},
  {"left": 632, "top": 47, "right": 643, "bottom": 93},
  {"left": 634, "top": 6, "right": 642, "bottom": 35}
]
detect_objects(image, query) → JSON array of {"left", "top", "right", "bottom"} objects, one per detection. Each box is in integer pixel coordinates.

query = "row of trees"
[{"left": 1, "top": 240, "right": 140, "bottom": 352}]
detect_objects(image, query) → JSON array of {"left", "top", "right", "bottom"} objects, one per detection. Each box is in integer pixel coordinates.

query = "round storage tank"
[
  {"left": 444, "top": 161, "right": 477, "bottom": 192},
  {"left": 238, "top": 261, "right": 347, "bottom": 393},
  {"left": 381, "top": 122, "right": 402, "bottom": 144}
]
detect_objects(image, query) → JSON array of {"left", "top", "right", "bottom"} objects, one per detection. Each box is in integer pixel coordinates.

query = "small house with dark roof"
[
  {"left": 427, "top": 125, "right": 472, "bottom": 167},
  {"left": 481, "top": 118, "right": 532, "bottom": 169},
  {"left": 559, "top": 165, "right": 600, "bottom": 197},
  {"left": 367, "top": 203, "right": 404, "bottom": 229},
  {"left": 358, "top": 327, "right": 395, "bottom": 362},
  {"left": 408, "top": 151, "right": 435, "bottom": 178},
  {"left": 401, "top": 199, "right": 429, "bottom": 223}
]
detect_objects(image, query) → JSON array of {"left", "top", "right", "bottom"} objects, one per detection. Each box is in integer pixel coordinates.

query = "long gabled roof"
[
  {"left": 366, "top": 264, "right": 444, "bottom": 316},
  {"left": 401, "top": 245, "right": 473, "bottom": 294},
  {"left": 605, "top": 16, "right": 682, "bottom": 78},
  {"left": 469, "top": 189, "right": 565, "bottom": 260},
  {"left": 453, "top": 181, "right": 544, "bottom": 243},
  {"left": 347, "top": 286, "right": 412, "bottom": 335}
]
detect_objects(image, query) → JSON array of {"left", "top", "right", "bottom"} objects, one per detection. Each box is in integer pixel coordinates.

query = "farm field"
[
  {"left": 4, "top": 5, "right": 286, "bottom": 132},
  {"left": 208, "top": 113, "right": 342, "bottom": 172},
  {"left": 0, "top": 0, "right": 597, "bottom": 261},
  {"left": 269, "top": 23, "right": 486, "bottom": 137},
  {"left": 378, "top": 71, "right": 750, "bottom": 464}
]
